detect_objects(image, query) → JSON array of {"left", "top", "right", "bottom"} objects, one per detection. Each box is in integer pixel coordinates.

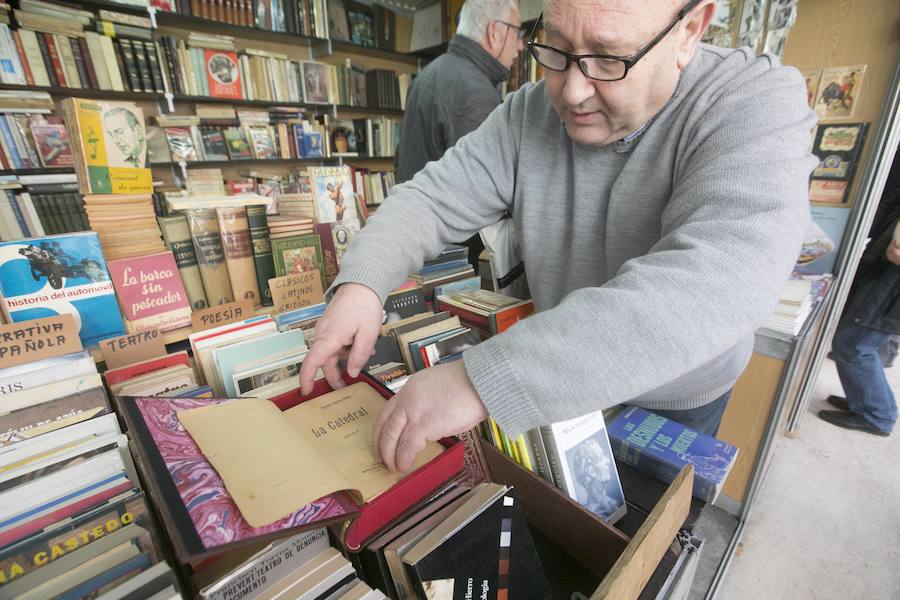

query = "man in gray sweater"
[{"left": 299, "top": 0, "right": 816, "bottom": 473}]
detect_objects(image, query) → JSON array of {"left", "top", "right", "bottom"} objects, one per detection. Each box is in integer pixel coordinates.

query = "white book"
[
  {"left": 0, "top": 412, "right": 119, "bottom": 465},
  {"left": 84, "top": 32, "right": 112, "bottom": 90},
  {"left": 0, "top": 432, "right": 126, "bottom": 484},
  {"left": 540, "top": 410, "right": 627, "bottom": 524},
  {"left": 98, "top": 35, "right": 125, "bottom": 91},
  {"left": 189, "top": 317, "right": 277, "bottom": 392},
  {"left": 0, "top": 374, "right": 103, "bottom": 416},
  {"left": 16, "top": 30, "right": 50, "bottom": 87},
  {"left": 0, "top": 350, "right": 95, "bottom": 396},
  {"left": 0, "top": 25, "right": 27, "bottom": 85},
  {"left": 0, "top": 194, "right": 22, "bottom": 239},
  {"left": 232, "top": 350, "right": 308, "bottom": 397}
]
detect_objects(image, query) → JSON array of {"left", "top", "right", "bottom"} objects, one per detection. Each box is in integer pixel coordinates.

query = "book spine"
[
  {"left": 14, "top": 193, "right": 45, "bottom": 236},
  {"left": 158, "top": 215, "right": 209, "bottom": 311},
  {"left": 133, "top": 40, "right": 155, "bottom": 93},
  {"left": 186, "top": 208, "right": 235, "bottom": 306},
  {"left": 245, "top": 206, "right": 275, "bottom": 307},
  {"left": 217, "top": 207, "right": 261, "bottom": 306},
  {"left": 312, "top": 222, "right": 339, "bottom": 288},
  {"left": 18, "top": 30, "right": 50, "bottom": 87},
  {"left": 4, "top": 191, "right": 29, "bottom": 237},
  {"left": 69, "top": 37, "right": 92, "bottom": 90},
  {"left": 0, "top": 117, "right": 23, "bottom": 168},
  {"left": 77, "top": 37, "right": 99, "bottom": 90},
  {"left": 538, "top": 425, "right": 565, "bottom": 489},
  {"left": 41, "top": 33, "right": 67, "bottom": 87},
  {"left": 55, "top": 34, "right": 82, "bottom": 88},
  {"left": 142, "top": 41, "right": 165, "bottom": 94},
  {"left": 83, "top": 33, "right": 110, "bottom": 90},
  {"left": 30, "top": 194, "right": 55, "bottom": 234},
  {"left": 525, "top": 428, "right": 552, "bottom": 483},
  {"left": 115, "top": 38, "right": 142, "bottom": 92},
  {"left": 11, "top": 31, "right": 34, "bottom": 86},
  {"left": 98, "top": 35, "right": 124, "bottom": 91}
]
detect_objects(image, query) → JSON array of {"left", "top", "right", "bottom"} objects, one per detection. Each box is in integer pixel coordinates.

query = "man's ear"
[{"left": 676, "top": 0, "right": 716, "bottom": 69}]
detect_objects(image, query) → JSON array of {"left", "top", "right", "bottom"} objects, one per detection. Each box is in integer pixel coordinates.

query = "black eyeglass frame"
[
  {"left": 494, "top": 19, "right": 526, "bottom": 40},
  {"left": 525, "top": 0, "right": 704, "bottom": 82}
]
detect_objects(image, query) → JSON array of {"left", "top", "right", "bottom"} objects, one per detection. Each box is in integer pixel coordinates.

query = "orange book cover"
[{"left": 204, "top": 49, "right": 243, "bottom": 100}]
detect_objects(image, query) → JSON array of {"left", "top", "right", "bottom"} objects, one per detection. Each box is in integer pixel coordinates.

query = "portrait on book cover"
[
  {"left": 102, "top": 106, "right": 148, "bottom": 168},
  {"left": 328, "top": 0, "right": 351, "bottom": 42},
  {"left": 302, "top": 61, "right": 330, "bottom": 104},
  {"left": 565, "top": 433, "right": 625, "bottom": 522}
]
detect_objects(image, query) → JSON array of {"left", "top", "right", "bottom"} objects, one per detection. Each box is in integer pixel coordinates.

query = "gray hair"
[{"left": 456, "top": 0, "right": 518, "bottom": 42}]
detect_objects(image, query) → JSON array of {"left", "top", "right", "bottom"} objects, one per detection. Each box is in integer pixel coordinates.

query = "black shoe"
[
  {"left": 818, "top": 410, "right": 891, "bottom": 437},
  {"left": 826, "top": 395, "right": 850, "bottom": 411}
]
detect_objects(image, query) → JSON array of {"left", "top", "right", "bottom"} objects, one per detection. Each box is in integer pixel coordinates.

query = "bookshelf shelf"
[
  {"left": 170, "top": 94, "right": 319, "bottom": 111},
  {"left": 152, "top": 157, "right": 332, "bottom": 168},
  {"left": 328, "top": 40, "right": 419, "bottom": 66},
  {"left": 154, "top": 11, "right": 324, "bottom": 47},
  {"left": 77, "top": 0, "right": 149, "bottom": 15},
  {"left": 410, "top": 43, "right": 447, "bottom": 59},
  {"left": 334, "top": 104, "right": 403, "bottom": 116},
  {"left": 0, "top": 83, "right": 160, "bottom": 103},
  {"left": 0, "top": 167, "right": 75, "bottom": 176}
]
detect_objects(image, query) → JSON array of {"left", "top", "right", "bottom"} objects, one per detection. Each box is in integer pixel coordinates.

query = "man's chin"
[{"left": 564, "top": 122, "right": 617, "bottom": 147}]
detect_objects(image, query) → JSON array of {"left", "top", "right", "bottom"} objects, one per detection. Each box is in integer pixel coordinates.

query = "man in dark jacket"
[
  {"left": 396, "top": 0, "right": 524, "bottom": 265},
  {"left": 819, "top": 179, "right": 900, "bottom": 437}
]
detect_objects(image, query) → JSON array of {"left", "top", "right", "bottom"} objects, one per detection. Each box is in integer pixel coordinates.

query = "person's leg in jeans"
[
  {"left": 832, "top": 321, "right": 897, "bottom": 433},
  {"left": 649, "top": 390, "right": 732, "bottom": 437}
]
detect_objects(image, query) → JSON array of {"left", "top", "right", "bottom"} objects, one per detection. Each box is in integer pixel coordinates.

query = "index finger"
[{"left": 299, "top": 335, "right": 345, "bottom": 395}]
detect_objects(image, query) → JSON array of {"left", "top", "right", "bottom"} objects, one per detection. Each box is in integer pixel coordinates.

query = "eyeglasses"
[
  {"left": 525, "top": 0, "right": 703, "bottom": 82},
  {"left": 495, "top": 20, "right": 526, "bottom": 40}
]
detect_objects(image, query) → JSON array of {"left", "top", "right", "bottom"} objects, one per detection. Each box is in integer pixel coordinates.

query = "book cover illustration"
[
  {"left": 271, "top": 234, "right": 327, "bottom": 290},
  {"left": 0, "top": 233, "right": 125, "bottom": 347},
  {"left": 30, "top": 123, "right": 74, "bottom": 167},
  {"left": 607, "top": 406, "right": 738, "bottom": 503},
  {"left": 64, "top": 98, "right": 152, "bottom": 194},
  {"left": 248, "top": 126, "right": 276, "bottom": 160},
  {"left": 799, "top": 69, "right": 820, "bottom": 108},
  {"left": 811, "top": 123, "right": 869, "bottom": 181},
  {"left": 815, "top": 65, "right": 866, "bottom": 119},
  {"left": 165, "top": 126, "right": 198, "bottom": 162},
  {"left": 328, "top": 0, "right": 351, "bottom": 42},
  {"left": 200, "top": 127, "right": 229, "bottom": 161},
  {"left": 795, "top": 206, "right": 851, "bottom": 275},
  {"left": 133, "top": 396, "right": 356, "bottom": 554},
  {"left": 301, "top": 61, "right": 330, "bottom": 104},
  {"left": 108, "top": 251, "right": 191, "bottom": 333},
  {"left": 224, "top": 127, "right": 252, "bottom": 160},
  {"left": 205, "top": 50, "right": 242, "bottom": 100},
  {"left": 309, "top": 166, "right": 362, "bottom": 233}
]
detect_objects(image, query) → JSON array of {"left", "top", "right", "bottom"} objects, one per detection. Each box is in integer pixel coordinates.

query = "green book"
[
  {"left": 270, "top": 232, "right": 327, "bottom": 291},
  {"left": 246, "top": 206, "right": 276, "bottom": 307},
  {"left": 158, "top": 213, "right": 210, "bottom": 311}
]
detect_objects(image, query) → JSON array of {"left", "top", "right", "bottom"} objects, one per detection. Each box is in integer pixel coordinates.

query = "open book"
[{"left": 178, "top": 382, "right": 444, "bottom": 527}]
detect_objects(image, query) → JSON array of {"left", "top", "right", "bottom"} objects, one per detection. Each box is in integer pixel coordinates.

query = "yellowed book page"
[
  {"left": 283, "top": 383, "right": 444, "bottom": 502},
  {"left": 178, "top": 398, "right": 355, "bottom": 528}
]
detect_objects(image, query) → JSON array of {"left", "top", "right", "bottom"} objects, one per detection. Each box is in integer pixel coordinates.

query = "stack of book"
[
  {"left": 157, "top": 0, "right": 329, "bottom": 39},
  {"left": 84, "top": 193, "right": 168, "bottom": 261},
  {"left": 0, "top": 346, "right": 182, "bottom": 598},
  {"left": 762, "top": 274, "right": 832, "bottom": 336},
  {"left": 0, "top": 92, "right": 72, "bottom": 171},
  {"left": 436, "top": 288, "right": 535, "bottom": 340},
  {"left": 414, "top": 245, "right": 475, "bottom": 300},
  {"left": 0, "top": 173, "right": 89, "bottom": 240}
]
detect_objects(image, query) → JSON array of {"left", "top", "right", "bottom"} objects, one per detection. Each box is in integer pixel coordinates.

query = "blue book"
[
  {"left": 57, "top": 551, "right": 152, "bottom": 600},
  {"left": 606, "top": 406, "right": 739, "bottom": 503},
  {"left": 0, "top": 232, "right": 126, "bottom": 348},
  {"left": 274, "top": 302, "right": 326, "bottom": 330},
  {"left": 213, "top": 329, "right": 307, "bottom": 396},
  {"left": 433, "top": 275, "right": 481, "bottom": 299}
]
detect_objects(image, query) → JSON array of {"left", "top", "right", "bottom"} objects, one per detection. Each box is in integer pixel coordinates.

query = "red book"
[
  {"left": 108, "top": 252, "right": 192, "bottom": 333},
  {"left": 104, "top": 351, "right": 191, "bottom": 386},
  {"left": 436, "top": 298, "right": 491, "bottom": 331},
  {"left": 270, "top": 372, "right": 466, "bottom": 550},
  {"left": 491, "top": 300, "right": 535, "bottom": 334},
  {"left": 41, "top": 33, "right": 67, "bottom": 87},
  {"left": 313, "top": 222, "right": 339, "bottom": 287},
  {"left": 204, "top": 49, "right": 242, "bottom": 99},
  {"left": 11, "top": 31, "right": 34, "bottom": 86}
]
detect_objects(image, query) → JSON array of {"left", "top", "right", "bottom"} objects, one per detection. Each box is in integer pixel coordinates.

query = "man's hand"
[
  {"left": 299, "top": 283, "right": 383, "bottom": 394},
  {"left": 373, "top": 360, "right": 488, "bottom": 473},
  {"left": 886, "top": 243, "right": 900, "bottom": 267}
]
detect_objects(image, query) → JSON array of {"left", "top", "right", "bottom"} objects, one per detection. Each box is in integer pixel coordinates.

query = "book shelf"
[
  {"left": 153, "top": 10, "right": 323, "bottom": 46},
  {"left": 0, "top": 83, "right": 160, "bottom": 103}
]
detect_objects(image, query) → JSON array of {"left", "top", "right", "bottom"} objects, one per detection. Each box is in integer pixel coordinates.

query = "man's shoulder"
[{"left": 688, "top": 44, "right": 806, "bottom": 103}]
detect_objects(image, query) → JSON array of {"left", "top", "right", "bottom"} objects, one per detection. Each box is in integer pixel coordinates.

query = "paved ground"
[{"left": 716, "top": 358, "right": 900, "bottom": 599}]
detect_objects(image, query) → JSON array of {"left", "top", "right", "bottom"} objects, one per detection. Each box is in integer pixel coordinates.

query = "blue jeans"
[
  {"left": 833, "top": 321, "right": 897, "bottom": 433},
  {"left": 650, "top": 390, "right": 732, "bottom": 437}
]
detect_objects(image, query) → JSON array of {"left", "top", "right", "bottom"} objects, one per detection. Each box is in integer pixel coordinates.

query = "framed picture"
[
  {"left": 301, "top": 61, "right": 330, "bottom": 104},
  {"left": 346, "top": 1, "right": 376, "bottom": 48},
  {"left": 328, "top": 0, "right": 351, "bottom": 42}
]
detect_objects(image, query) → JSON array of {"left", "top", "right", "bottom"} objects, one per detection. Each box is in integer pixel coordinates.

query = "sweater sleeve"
[
  {"left": 330, "top": 93, "right": 521, "bottom": 303},
  {"left": 463, "top": 62, "right": 818, "bottom": 438}
]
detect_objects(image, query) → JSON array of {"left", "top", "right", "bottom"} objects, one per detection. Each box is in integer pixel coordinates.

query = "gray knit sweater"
[{"left": 332, "top": 45, "right": 817, "bottom": 438}]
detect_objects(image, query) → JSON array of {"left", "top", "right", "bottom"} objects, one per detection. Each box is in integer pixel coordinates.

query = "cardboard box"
[{"left": 481, "top": 442, "right": 693, "bottom": 600}]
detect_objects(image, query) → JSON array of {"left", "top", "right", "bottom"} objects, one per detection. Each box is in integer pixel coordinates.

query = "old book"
[
  {"left": 164, "top": 126, "right": 198, "bottom": 162},
  {"left": 62, "top": 98, "right": 152, "bottom": 195},
  {"left": 402, "top": 485, "right": 551, "bottom": 599},
  {"left": 30, "top": 123, "right": 73, "bottom": 168},
  {"left": 217, "top": 207, "right": 261, "bottom": 306},
  {"left": 186, "top": 209, "right": 234, "bottom": 306},
  {"left": 178, "top": 382, "right": 444, "bottom": 527},
  {"left": 157, "top": 214, "right": 209, "bottom": 311},
  {"left": 199, "top": 127, "right": 229, "bottom": 161},
  {"left": 809, "top": 123, "right": 869, "bottom": 202},
  {"left": 246, "top": 205, "right": 275, "bottom": 306},
  {"left": 308, "top": 165, "right": 362, "bottom": 234},
  {"left": 16, "top": 30, "right": 50, "bottom": 87},
  {"left": 83, "top": 32, "right": 111, "bottom": 90},
  {"left": 0, "top": 387, "right": 110, "bottom": 447},
  {"left": 270, "top": 232, "right": 327, "bottom": 290},
  {"left": 0, "top": 232, "right": 125, "bottom": 347},
  {"left": 205, "top": 49, "right": 242, "bottom": 99},
  {"left": 608, "top": 406, "right": 738, "bottom": 504},
  {"left": 539, "top": 410, "right": 626, "bottom": 524},
  {"left": 312, "top": 222, "right": 339, "bottom": 288},
  {"left": 41, "top": 33, "right": 66, "bottom": 86},
  {"left": 53, "top": 33, "right": 81, "bottom": 89},
  {"left": 97, "top": 35, "right": 125, "bottom": 91},
  {"left": 224, "top": 126, "right": 252, "bottom": 159},
  {"left": 108, "top": 251, "right": 192, "bottom": 333}
]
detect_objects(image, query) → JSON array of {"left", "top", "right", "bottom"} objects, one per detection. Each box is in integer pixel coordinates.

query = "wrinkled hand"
[
  {"left": 887, "top": 243, "right": 900, "bottom": 267},
  {"left": 373, "top": 360, "right": 488, "bottom": 473},
  {"left": 299, "top": 283, "right": 383, "bottom": 394}
]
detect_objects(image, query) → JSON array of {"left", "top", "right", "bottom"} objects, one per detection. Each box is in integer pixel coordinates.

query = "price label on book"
[
  {"left": 98, "top": 329, "right": 167, "bottom": 370},
  {"left": 191, "top": 299, "right": 256, "bottom": 333},
  {"left": 0, "top": 314, "right": 82, "bottom": 369},
  {"left": 270, "top": 271, "right": 325, "bottom": 315}
]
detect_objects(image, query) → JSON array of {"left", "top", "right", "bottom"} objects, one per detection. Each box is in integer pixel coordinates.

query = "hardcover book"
[
  {"left": 270, "top": 232, "right": 327, "bottom": 291},
  {"left": 217, "top": 207, "right": 261, "bottom": 306},
  {"left": 199, "top": 127, "right": 229, "bottom": 161},
  {"left": 607, "top": 406, "right": 739, "bottom": 503},
  {"left": 224, "top": 127, "right": 252, "bottom": 160},
  {"left": 157, "top": 214, "right": 209, "bottom": 310},
  {"left": 0, "top": 386, "right": 110, "bottom": 447},
  {"left": 246, "top": 205, "right": 275, "bottom": 306},
  {"left": 0, "top": 232, "right": 125, "bottom": 347},
  {"left": 402, "top": 485, "right": 551, "bottom": 600},
  {"left": 247, "top": 126, "right": 276, "bottom": 160},
  {"left": 186, "top": 208, "right": 235, "bottom": 306},
  {"left": 205, "top": 49, "right": 242, "bottom": 99},
  {"left": 539, "top": 410, "right": 626, "bottom": 524},
  {"left": 108, "top": 251, "right": 192, "bottom": 333},
  {"left": 165, "top": 126, "right": 198, "bottom": 162},
  {"left": 62, "top": 98, "right": 152, "bottom": 195}
]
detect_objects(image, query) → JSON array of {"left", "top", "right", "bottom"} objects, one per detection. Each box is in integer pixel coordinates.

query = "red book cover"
[
  {"left": 437, "top": 298, "right": 491, "bottom": 331},
  {"left": 491, "top": 300, "right": 535, "bottom": 334},
  {"left": 313, "top": 222, "right": 339, "bottom": 287},
  {"left": 269, "top": 372, "right": 465, "bottom": 550},
  {"left": 104, "top": 351, "right": 191, "bottom": 386},
  {"left": 30, "top": 123, "right": 74, "bottom": 167},
  {"left": 41, "top": 33, "right": 67, "bottom": 87},
  {"left": 108, "top": 252, "right": 192, "bottom": 333},
  {"left": 204, "top": 49, "right": 242, "bottom": 99},
  {"left": 11, "top": 31, "right": 34, "bottom": 86}
]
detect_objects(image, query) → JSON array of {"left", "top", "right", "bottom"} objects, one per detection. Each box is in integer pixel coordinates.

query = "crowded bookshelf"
[{"left": 1, "top": 0, "right": 898, "bottom": 599}]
